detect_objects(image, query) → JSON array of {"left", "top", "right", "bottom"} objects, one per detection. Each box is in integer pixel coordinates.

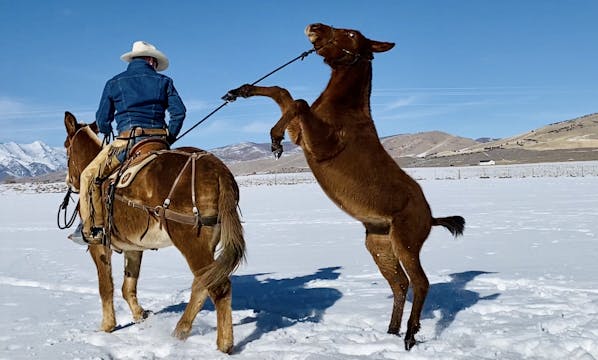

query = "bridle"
[
  {"left": 64, "top": 127, "right": 86, "bottom": 192},
  {"left": 58, "top": 125, "right": 100, "bottom": 229},
  {"left": 64, "top": 125, "right": 104, "bottom": 192},
  {"left": 313, "top": 26, "right": 372, "bottom": 66}
]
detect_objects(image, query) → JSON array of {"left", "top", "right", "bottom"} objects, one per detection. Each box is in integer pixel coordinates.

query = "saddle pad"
[{"left": 110, "top": 153, "right": 158, "bottom": 188}]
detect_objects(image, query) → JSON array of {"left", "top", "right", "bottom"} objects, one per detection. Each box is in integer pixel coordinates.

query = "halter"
[{"left": 314, "top": 26, "right": 372, "bottom": 66}]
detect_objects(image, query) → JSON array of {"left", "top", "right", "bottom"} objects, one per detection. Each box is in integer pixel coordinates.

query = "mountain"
[
  {"left": 223, "top": 114, "right": 598, "bottom": 173},
  {"left": 3, "top": 113, "right": 598, "bottom": 181},
  {"left": 0, "top": 141, "right": 66, "bottom": 181},
  {"left": 224, "top": 131, "right": 480, "bottom": 175},
  {"left": 209, "top": 141, "right": 302, "bottom": 163}
]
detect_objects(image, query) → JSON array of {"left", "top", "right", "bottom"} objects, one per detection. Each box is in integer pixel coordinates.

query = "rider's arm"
[
  {"left": 165, "top": 79, "right": 186, "bottom": 139},
  {"left": 95, "top": 81, "right": 115, "bottom": 136}
]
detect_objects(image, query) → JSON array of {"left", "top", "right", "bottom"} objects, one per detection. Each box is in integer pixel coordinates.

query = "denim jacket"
[{"left": 96, "top": 59, "right": 186, "bottom": 138}]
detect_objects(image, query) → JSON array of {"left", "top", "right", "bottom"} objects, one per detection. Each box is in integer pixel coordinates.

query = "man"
[{"left": 76, "top": 41, "right": 186, "bottom": 244}]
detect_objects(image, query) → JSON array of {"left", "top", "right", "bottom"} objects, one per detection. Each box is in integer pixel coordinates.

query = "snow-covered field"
[{"left": 1, "top": 174, "right": 598, "bottom": 359}]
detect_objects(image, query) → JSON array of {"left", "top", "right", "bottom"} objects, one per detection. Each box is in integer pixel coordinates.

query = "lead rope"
[{"left": 173, "top": 48, "right": 315, "bottom": 144}]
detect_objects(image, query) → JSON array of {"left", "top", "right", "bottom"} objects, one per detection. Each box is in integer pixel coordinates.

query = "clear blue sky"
[{"left": 1, "top": 0, "right": 597, "bottom": 149}]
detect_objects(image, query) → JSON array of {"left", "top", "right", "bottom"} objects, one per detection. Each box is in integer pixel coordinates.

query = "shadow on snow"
[
  {"left": 157, "top": 266, "right": 343, "bottom": 351},
  {"left": 407, "top": 270, "right": 500, "bottom": 337}
]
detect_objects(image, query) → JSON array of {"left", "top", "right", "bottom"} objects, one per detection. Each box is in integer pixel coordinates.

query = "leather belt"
[{"left": 118, "top": 128, "right": 168, "bottom": 138}]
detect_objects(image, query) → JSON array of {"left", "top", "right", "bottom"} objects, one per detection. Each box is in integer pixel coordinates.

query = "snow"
[{"left": 1, "top": 173, "right": 598, "bottom": 359}]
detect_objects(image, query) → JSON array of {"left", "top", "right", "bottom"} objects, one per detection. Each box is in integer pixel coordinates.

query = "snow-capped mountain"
[
  {"left": 209, "top": 141, "right": 301, "bottom": 163},
  {"left": 0, "top": 141, "right": 67, "bottom": 180}
]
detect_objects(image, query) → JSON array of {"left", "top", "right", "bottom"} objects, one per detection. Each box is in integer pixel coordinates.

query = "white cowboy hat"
[{"left": 120, "top": 41, "right": 169, "bottom": 71}]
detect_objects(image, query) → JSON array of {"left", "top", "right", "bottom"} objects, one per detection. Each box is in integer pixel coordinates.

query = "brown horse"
[
  {"left": 225, "top": 23, "right": 465, "bottom": 350},
  {"left": 63, "top": 111, "right": 245, "bottom": 353}
]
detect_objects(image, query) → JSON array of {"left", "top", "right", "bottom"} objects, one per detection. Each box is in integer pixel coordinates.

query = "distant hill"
[
  {"left": 380, "top": 131, "right": 478, "bottom": 158},
  {"left": 411, "top": 113, "right": 598, "bottom": 167}
]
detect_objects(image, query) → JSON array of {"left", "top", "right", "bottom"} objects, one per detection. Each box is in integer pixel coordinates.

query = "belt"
[{"left": 118, "top": 128, "right": 168, "bottom": 138}]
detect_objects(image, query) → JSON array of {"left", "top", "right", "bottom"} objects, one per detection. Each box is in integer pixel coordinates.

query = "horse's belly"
[{"left": 112, "top": 223, "right": 173, "bottom": 251}]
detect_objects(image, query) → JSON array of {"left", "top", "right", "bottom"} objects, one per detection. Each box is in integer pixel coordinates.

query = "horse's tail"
[
  {"left": 432, "top": 216, "right": 465, "bottom": 237},
  {"left": 199, "top": 172, "right": 246, "bottom": 289}
]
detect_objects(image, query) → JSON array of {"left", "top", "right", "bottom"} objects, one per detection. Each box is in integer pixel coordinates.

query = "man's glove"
[{"left": 166, "top": 134, "right": 177, "bottom": 146}]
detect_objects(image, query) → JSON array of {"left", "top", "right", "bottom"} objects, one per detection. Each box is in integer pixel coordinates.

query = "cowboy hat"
[{"left": 120, "top": 41, "right": 169, "bottom": 71}]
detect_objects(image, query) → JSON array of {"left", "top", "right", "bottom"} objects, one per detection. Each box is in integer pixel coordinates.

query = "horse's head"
[
  {"left": 63, "top": 111, "right": 102, "bottom": 191},
  {"left": 305, "top": 23, "right": 395, "bottom": 66}
]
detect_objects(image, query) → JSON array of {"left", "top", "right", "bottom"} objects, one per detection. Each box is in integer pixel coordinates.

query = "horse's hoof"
[
  {"left": 100, "top": 322, "right": 116, "bottom": 333},
  {"left": 271, "top": 142, "right": 284, "bottom": 159},
  {"left": 404, "top": 327, "right": 418, "bottom": 350},
  {"left": 222, "top": 84, "right": 252, "bottom": 102},
  {"left": 222, "top": 91, "right": 238, "bottom": 102},
  {"left": 172, "top": 324, "right": 191, "bottom": 340},
  {"left": 134, "top": 309, "right": 152, "bottom": 323},
  {"left": 217, "top": 341, "right": 234, "bottom": 354},
  {"left": 387, "top": 326, "right": 400, "bottom": 336},
  {"left": 404, "top": 336, "right": 416, "bottom": 351}
]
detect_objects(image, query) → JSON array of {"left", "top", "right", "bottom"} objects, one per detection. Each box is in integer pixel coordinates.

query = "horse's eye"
[{"left": 348, "top": 32, "right": 355, "bottom": 38}]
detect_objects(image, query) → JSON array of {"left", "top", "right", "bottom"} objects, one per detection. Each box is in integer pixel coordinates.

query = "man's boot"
[{"left": 68, "top": 222, "right": 104, "bottom": 245}]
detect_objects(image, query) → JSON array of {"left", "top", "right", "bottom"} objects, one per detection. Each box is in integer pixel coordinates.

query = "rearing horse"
[
  {"left": 63, "top": 111, "right": 245, "bottom": 353},
  {"left": 226, "top": 23, "right": 465, "bottom": 350}
]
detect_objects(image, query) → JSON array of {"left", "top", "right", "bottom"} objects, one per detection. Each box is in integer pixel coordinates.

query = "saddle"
[
  {"left": 109, "top": 138, "right": 169, "bottom": 188},
  {"left": 101, "top": 139, "right": 216, "bottom": 249}
]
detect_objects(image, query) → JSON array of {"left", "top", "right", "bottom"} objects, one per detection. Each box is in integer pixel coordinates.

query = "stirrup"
[
  {"left": 67, "top": 222, "right": 88, "bottom": 246},
  {"left": 84, "top": 227, "right": 105, "bottom": 245}
]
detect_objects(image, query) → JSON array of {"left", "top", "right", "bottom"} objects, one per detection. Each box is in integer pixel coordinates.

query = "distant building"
[{"left": 479, "top": 160, "right": 496, "bottom": 166}]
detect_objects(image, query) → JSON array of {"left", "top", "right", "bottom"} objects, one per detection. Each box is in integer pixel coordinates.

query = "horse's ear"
[
  {"left": 89, "top": 121, "right": 99, "bottom": 134},
  {"left": 64, "top": 111, "right": 79, "bottom": 137},
  {"left": 370, "top": 40, "right": 395, "bottom": 53}
]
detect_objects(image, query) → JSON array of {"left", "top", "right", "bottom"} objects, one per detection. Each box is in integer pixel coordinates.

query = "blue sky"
[{"left": 1, "top": 0, "right": 597, "bottom": 149}]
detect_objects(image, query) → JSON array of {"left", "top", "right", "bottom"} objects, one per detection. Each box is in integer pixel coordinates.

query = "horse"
[
  {"left": 225, "top": 23, "right": 465, "bottom": 350},
  {"left": 63, "top": 111, "right": 245, "bottom": 353}
]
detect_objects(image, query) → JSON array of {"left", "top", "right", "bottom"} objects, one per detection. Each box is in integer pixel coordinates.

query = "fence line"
[
  {"left": 406, "top": 161, "right": 598, "bottom": 180},
  {"left": 234, "top": 161, "right": 598, "bottom": 186}
]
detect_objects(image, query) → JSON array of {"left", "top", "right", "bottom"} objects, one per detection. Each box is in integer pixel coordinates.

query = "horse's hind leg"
[
  {"left": 365, "top": 230, "right": 409, "bottom": 335},
  {"left": 209, "top": 279, "right": 233, "bottom": 353},
  {"left": 122, "top": 250, "right": 149, "bottom": 322},
  {"left": 172, "top": 226, "right": 214, "bottom": 341},
  {"left": 89, "top": 245, "right": 116, "bottom": 332},
  {"left": 173, "top": 276, "right": 209, "bottom": 339},
  {"left": 389, "top": 218, "right": 430, "bottom": 350}
]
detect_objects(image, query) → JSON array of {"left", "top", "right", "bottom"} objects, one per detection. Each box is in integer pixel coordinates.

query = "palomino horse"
[
  {"left": 63, "top": 111, "right": 245, "bottom": 353},
  {"left": 225, "top": 23, "right": 465, "bottom": 350}
]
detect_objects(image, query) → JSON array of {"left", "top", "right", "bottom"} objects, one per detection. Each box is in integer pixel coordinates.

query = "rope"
[{"left": 174, "top": 48, "right": 315, "bottom": 143}]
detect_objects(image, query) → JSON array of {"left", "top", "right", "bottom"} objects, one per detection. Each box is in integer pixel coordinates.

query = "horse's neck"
[{"left": 317, "top": 62, "right": 373, "bottom": 114}]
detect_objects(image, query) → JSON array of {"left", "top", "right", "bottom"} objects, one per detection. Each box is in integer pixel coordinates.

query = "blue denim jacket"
[{"left": 96, "top": 59, "right": 186, "bottom": 138}]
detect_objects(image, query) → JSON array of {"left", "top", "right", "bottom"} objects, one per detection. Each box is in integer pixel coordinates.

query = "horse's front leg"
[
  {"left": 89, "top": 245, "right": 116, "bottom": 332},
  {"left": 224, "top": 84, "right": 303, "bottom": 157},
  {"left": 122, "top": 250, "right": 150, "bottom": 322}
]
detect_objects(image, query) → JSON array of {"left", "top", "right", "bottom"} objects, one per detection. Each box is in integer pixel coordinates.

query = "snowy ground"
[{"left": 1, "top": 174, "right": 598, "bottom": 359}]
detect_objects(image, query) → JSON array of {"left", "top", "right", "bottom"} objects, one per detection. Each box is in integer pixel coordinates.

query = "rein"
[
  {"left": 174, "top": 48, "right": 315, "bottom": 144},
  {"left": 57, "top": 187, "right": 79, "bottom": 229}
]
